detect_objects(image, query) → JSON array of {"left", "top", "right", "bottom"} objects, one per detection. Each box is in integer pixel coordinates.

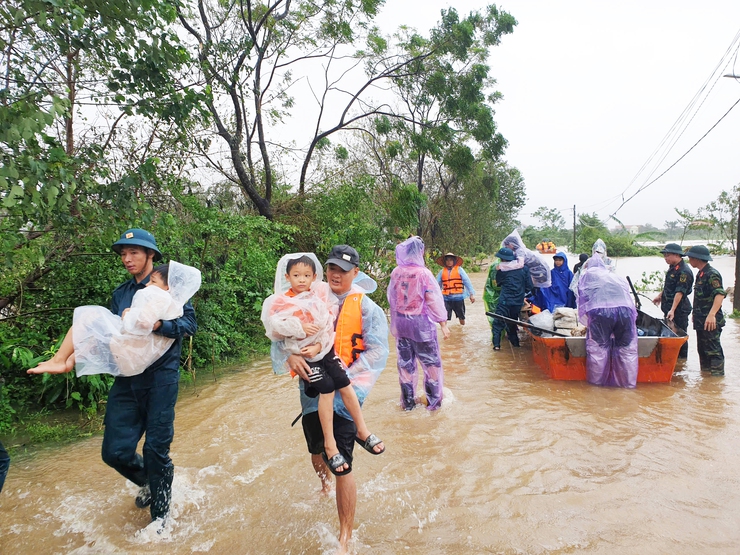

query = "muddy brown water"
[{"left": 1, "top": 255, "right": 739, "bottom": 554}]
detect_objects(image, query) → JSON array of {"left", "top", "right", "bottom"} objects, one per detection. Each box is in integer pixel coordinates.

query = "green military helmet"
[
  {"left": 496, "top": 247, "right": 516, "bottom": 261},
  {"left": 684, "top": 245, "right": 712, "bottom": 261},
  {"left": 660, "top": 243, "right": 685, "bottom": 256}
]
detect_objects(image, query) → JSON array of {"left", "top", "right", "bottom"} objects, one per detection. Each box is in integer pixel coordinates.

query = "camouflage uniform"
[
  {"left": 692, "top": 263, "right": 725, "bottom": 375},
  {"left": 660, "top": 260, "right": 693, "bottom": 358}
]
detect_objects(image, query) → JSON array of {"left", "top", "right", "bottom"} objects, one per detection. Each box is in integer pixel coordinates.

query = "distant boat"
[{"left": 535, "top": 241, "right": 557, "bottom": 254}]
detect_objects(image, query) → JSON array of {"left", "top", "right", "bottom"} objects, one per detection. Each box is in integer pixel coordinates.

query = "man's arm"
[
  {"left": 666, "top": 292, "right": 684, "bottom": 321},
  {"left": 155, "top": 301, "right": 197, "bottom": 338},
  {"left": 459, "top": 268, "right": 476, "bottom": 302},
  {"left": 704, "top": 293, "right": 726, "bottom": 331}
]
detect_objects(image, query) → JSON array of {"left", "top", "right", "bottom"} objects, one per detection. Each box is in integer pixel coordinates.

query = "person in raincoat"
[
  {"left": 502, "top": 229, "right": 551, "bottom": 288},
  {"left": 388, "top": 236, "right": 450, "bottom": 411},
  {"left": 533, "top": 251, "right": 577, "bottom": 312},
  {"left": 284, "top": 245, "right": 389, "bottom": 554},
  {"left": 491, "top": 247, "right": 533, "bottom": 351},
  {"left": 261, "top": 253, "right": 384, "bottom": 478},
  {"left": 577, "top": 253, "right": 638, "bottom": 388}
]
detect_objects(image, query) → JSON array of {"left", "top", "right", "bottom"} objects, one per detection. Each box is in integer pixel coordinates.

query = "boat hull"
[{"left": 528, "top": 332, "right": 688, "bottom": 383}]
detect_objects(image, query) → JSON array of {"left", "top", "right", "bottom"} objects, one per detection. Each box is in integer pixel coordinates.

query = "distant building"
[{"left": 609, "top": 224, "right": 642, "bottom": 234}]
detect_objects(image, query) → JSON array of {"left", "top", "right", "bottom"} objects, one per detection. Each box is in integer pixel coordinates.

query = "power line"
[{"left": 609, "top": 95, "right": 740, "bottom": 220}]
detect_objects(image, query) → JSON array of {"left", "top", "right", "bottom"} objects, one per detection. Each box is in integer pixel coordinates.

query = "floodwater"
[{"left": 1, "top": 255, "right": 739, "bottom": 554}]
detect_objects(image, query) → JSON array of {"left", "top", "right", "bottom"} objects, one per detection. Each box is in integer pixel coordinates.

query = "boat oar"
[
  {"left": 485, "top": 311, "right": 570, "bottom": 337},
  {"left": 626, "top": 276, "right": 641, "bottom": 310}
]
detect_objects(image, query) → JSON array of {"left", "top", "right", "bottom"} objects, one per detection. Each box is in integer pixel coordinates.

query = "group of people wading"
[{"left": 16, "top": 229, "right": 728, "bottom": 554}]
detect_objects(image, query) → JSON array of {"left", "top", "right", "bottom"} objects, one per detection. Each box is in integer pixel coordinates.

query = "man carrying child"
[{"left": 285, "top": 245, "right": 388, "bottom": 555}]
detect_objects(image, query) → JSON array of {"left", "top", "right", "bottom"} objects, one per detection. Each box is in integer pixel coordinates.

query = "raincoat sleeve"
[
  {"left": 459, "top": 268, "right": 476, "bottom": 298},
  {"left": 121, "top": 287, "right": 177, "bottom": 336},
  {"left": 341, "top": 295, "right": 390, "bottom": 407},
  {"left": 424, "top": 269, "right": 448, "bottom": 323},
  {"left": 156, "top": 301, "right": 197, "bottom": 339}
]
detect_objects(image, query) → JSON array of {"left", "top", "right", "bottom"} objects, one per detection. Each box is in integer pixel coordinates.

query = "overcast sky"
[{"left": 375, "top": 0, "right": 740, "bottom": 229}]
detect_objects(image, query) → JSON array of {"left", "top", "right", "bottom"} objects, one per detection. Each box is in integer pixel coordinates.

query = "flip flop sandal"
[
  {"left": 355, "top": 433, "right": 385, "bottom": 455},
  {"left": 321, "top": 452, "right": 352, "bottom": 476}
]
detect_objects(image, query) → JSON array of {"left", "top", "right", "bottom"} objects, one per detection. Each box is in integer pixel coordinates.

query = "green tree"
[{"left": 174, "top": 2, "right": 516, "bottom": 219}]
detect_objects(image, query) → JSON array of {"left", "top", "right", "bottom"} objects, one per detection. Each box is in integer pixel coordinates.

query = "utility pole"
[
  {"left": 573, "top": 205, "right": 577, "bottom": 253},
  {"left": 735, "top": 190, "right": 740, "bottom": 312}
]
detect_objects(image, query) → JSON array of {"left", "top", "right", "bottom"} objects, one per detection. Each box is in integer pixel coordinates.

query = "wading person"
[
  {"left": 285, "top": 245, "right": 388, "bottom": 555},
  {"left": 577, "top": 253, "right": 638, "bottom": 388},
  {"left": 0, "top": 379, "right": 8, "bottom": 493},
  {"left": 491, "top": 247, "right": 533, "bottom": 351},
  {"left": 30, "top": 229, "right": 197, "bottom": 526},
  {"left": 262, "top": 253, "right": 383, "bottom": 478},
  {"left": 435, "top": 252, "right": 476, "bottom": 326},
  {"left": 652, "top": 243, "right": 693, "bottom": 358},
  {"left": 685, "top": 245, "right": 726, "bottom": 376},
  {"left": 0, "top": 440, "right": 7, "bottom": 494},
  {"left": 388, "top": 236, "right": 450, "bottom": 410}
]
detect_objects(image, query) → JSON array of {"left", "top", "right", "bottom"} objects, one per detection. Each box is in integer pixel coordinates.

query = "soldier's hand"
[
  {"left": 666, "top": 309, "right": 675, "bottom": 321},
  {"left": 652, "top": 293, "right": 661, "bottom": 305},
  {"left": 704, "top": 314, "right": 717, "bottom": 331}
]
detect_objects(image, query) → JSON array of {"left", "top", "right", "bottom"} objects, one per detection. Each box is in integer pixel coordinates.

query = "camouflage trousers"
[
  {"left": 670, "top": 311, "right": 691, "bottom": 358},
  {"left": 696, "top": 327, "right": 724, "bottom": 375}
]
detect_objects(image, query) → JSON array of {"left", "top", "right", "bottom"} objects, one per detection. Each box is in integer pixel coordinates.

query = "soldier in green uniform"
[
  {"left": 652, "top": 243, "right": 693, "bottom": 358},
  {"left": 685, "top": 245, "right": 726, "bottom": 376}
]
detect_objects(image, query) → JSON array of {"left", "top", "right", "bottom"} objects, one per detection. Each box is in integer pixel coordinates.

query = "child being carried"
[{"left": 261, "top": 253, "right": 384, "bottom": 476}]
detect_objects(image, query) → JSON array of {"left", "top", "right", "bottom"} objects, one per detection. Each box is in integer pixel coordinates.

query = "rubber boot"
[{"left": 710, "top": 360, "right": 725, "bottom": 377}]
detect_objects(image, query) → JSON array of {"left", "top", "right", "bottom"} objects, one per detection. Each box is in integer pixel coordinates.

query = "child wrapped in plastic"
[
  {"left": 502, "top": 229, "right": 552, "bottom": 288},
  {"left": 261, "top": 253, "right": 384, "bottom": 473},
  {"left": 577, "top": 253, "right": 638, "bottom": 388},
  {"left": 261, "top": 253, "right": 338, "bottom": 377},
  {"left": 29, "top": 261, "right": 202, "bottom": 378}
]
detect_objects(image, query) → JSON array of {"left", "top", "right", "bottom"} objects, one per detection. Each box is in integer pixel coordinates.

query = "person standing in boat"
[
  {"left": 577, "top": 253, "right": 638, "bottom": 388},
  {"left": 652, "top": 243, "right": 693, "bottom": 359},
  {"left": 435, "top": 252, "right": 476, "bottom": 326},
  {"left": 685, "top": 245, "right": 726, "bottom": 376}
]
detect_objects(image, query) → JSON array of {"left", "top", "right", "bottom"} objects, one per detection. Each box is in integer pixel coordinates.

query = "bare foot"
[{"left": 27, "top": 360, "right": 70, "bottom": 374}]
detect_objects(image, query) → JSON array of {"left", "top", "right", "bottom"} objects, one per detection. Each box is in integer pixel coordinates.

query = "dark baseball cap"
[{"left": 326, "top": 245, "right": 359, "bottom": 271}]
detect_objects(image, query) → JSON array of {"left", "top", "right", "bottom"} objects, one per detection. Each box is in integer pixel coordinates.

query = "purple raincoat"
[
  {"left": 388, "top": 237, "right": 447, "bottom": 410},
  {"left": 577, "top": 254, "right": 638, "bottom": 388}
]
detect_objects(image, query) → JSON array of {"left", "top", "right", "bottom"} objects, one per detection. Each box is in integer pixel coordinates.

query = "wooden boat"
[
  {"left": 526, "top": 311, "right": 688, "bottom": 383},
  {"left": 535, "top": 242, "right": 557, "bottom": 254}
]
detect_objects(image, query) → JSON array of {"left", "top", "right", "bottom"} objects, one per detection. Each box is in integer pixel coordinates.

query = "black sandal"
[{"left": 321, "top": 452, "right": 352, "bottom": 476}]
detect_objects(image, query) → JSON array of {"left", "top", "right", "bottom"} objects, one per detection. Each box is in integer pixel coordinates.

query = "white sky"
[{"left": 375, "top": 0, "right": 740, "bottom": 229}]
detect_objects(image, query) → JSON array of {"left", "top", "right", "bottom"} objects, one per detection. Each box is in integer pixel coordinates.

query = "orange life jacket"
[
  {"left": 334, "top": 292, "right": 365, "bottom": 367},
  {"left": 440, "top": 266, "right": 464, "bottom": 296}
]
